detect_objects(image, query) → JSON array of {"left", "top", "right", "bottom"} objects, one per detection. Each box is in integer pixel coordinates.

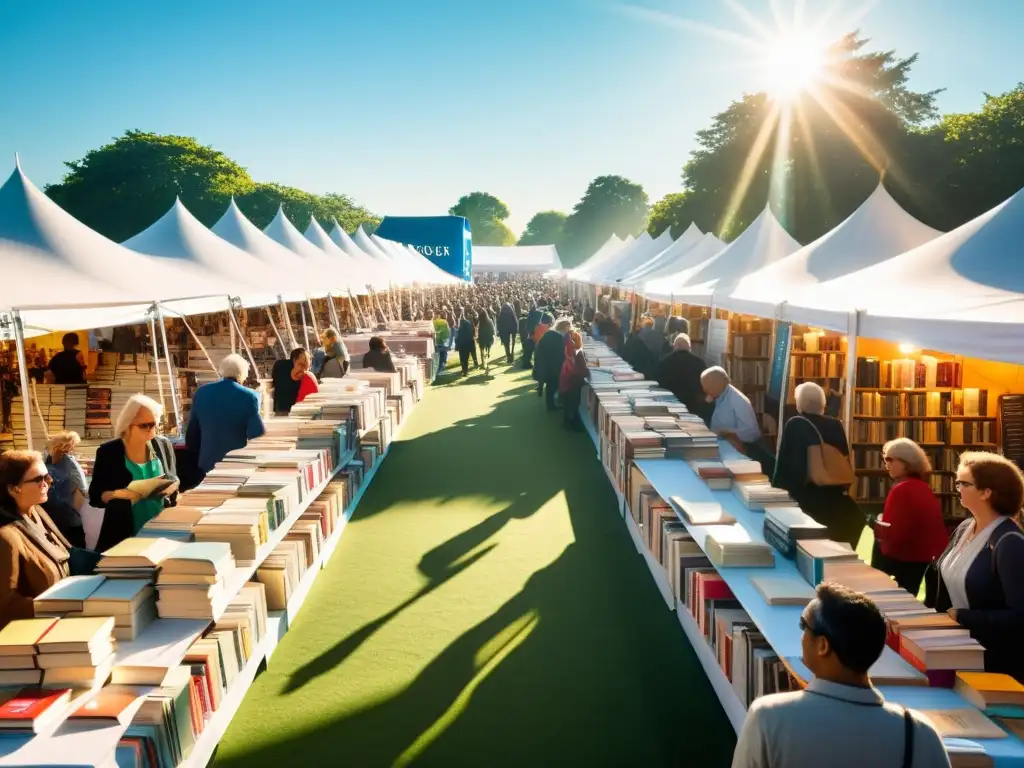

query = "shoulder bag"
[{"left": 791, "top": 415, "right": 855, "bottom": 487}]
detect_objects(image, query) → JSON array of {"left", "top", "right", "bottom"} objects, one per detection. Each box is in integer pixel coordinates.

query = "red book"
[{"left": 0, "top": 688, "right": 72, "bottom": 733}]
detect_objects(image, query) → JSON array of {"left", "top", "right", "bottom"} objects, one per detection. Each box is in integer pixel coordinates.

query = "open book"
[{"left": 126, "top": 476, "right": 177, "bottom": 498}]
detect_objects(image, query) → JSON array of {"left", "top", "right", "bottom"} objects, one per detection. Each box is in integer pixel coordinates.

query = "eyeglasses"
[
  {"left": 133, "top": 422, "right": 157, "bottom": 431},
  {"left": 21, "top": 474, "right": 53, "bottom": 487},
  {"left": 954, "top": 479, "right": 975, "bottom": 489}
]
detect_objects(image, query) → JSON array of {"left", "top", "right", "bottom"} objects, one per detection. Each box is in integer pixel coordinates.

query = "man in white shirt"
[
  {"left": 732, "top": 582, "right": 950, "bottom": 768},
  {"left": 701, "top": 367, "right": 761, "bottom": 446}
]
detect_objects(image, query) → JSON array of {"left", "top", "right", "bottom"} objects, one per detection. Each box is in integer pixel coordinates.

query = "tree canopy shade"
[
  {"left": 518, "top": 210, "right": 567, "bottom": 246},
  {"left": 559, "top": 175, "right": 649, "bottom": 268},
  {"left": 448, "top": 191, "right": 516, "bottom": 246},
  {"left": 647, "top": 192, "right": 693, "bottom": 239},
  {"left": 44, "top": 130, "right": 378, "bottom": 242}
]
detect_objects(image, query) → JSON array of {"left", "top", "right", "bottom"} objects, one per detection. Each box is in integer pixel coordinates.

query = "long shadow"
[{"left": 212, "top": 368, "right": 737, "bottom": 768}]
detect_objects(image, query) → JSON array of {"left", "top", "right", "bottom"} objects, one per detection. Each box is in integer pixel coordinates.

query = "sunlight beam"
[
  {"left": 720, "top": 100, "right": 782, "bottom": 237},
  {"left": 612, "top": 3, "right": 766, "bottom": 55},
  {"left": 811, "top": 87, "right": 890, "bottom": 172}
]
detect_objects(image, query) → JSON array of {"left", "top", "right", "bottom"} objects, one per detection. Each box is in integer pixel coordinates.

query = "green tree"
[
  {"left": 560, "top": 175, "right": 649, "bottom": 267},
  {"left": 46, "top": 130, "right": 255, "bottom": 241},
  {"left": 449, "top": 192, "right": 515, "bottom": 246},
  {"left": 647, "top": 192, "right": 699, "bottom": 238},
  {"left": 518, "top": 210, "right": 567, "bottom": 245}
]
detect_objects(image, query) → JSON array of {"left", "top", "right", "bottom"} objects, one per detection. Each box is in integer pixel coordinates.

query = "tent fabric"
[
  {"left": 567, "top": 234, "right": 633, "bottom": 282},
  {"left": 327, "top": 221, "right": 392, "bottom": 289},
  {"left": 372, "top": 234, "right": 460, "bottom": 285},
  {"left": 638, "top": 231, "right": 725, "bottom": 291},
  {"left": 587, "top": 231, "right": 674, "bottom": 286},
  {"left": 648, "top": 205, "right": 801, "bottom": 304},
  {"left": 304, "top": 217, "right": 378, "bottom": 290},
  {"left": 263, "top": 207, "right": 367, "bottom": 294},
  {"left": 795, "top": 186, "right": 1024, "bottom": 363},
  {"left": 471, "top": 245, "right": 562, "bottom": 273},
  {"left": 720, "top": 183, "right": 941, "bottom": 330},
  {"left": 621, "top": 223, "right": 705, "bottom": 284}
]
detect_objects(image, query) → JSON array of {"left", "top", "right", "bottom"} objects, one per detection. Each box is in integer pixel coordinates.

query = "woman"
[
  {"left": 271, "top": 347, "right": 313, "bottom": 415},
  {"left": 294, "top": 349, "right": 320, "bottom": 402},
  {"left": 477, "top": 310, "right": 495, "bottom": 372},
  {"left": 43, "top": 431, "right": 88, "bottom": 548},
  {"left": 871, "top": 438, "right": 947, "bottom": 594},
  {"left": 320, "top": 327, "right": 350, "bottom": 378},
  {"left": 363, "top": 337, "right": 398, "bottom": 373},
  {"left": 90, "top": 394, "right": 179, "bottom": 552},
  {"left": 772, "top": 382, "right": 863, "bottom": 548},
  {"left": 454, "top": 314, "right": 478, "bottom": 376},
  {"left": 559, "top": 331, "right": 589, "bottom": 431},
  {"left": 0, "top": 451, "right": 71, "bottom": 628},
  {"left": 932, "top": 452, "right": 1024, "bottom": 682},
  {"left": 45, "top": 332, "right": 87, "bottom": 385}
]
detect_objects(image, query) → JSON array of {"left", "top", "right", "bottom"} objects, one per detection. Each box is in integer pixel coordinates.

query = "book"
[
  {"left": 126, "top": 476, "right": 178, "bottom": 498},
  {"left": 0, "top": 618, "right": 59, "bottom": 655},
  {"left": 0, "top": 688, "right": 72, "bottom": 733},
  {"left": 70, "top": 685, "right": 142, "bottom": 725},
  {"left": 670, "top": 497, "right": 736, "bottom": 526},
  {"left": 751, "top": 575, "right": 817, "bottom": 606},
  {"left": 954, "top": 671, "right": 1024, "bottom": 711},
  {"left": 919, "top": 709, "right": 1008, "bottom": 740}
]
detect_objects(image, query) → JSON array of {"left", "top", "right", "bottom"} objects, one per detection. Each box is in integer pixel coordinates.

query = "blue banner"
[
  {"left": 767, "top": 321, "right": 792, "bottom": 403},
  {"left": 375, "top": 216, "right": 472, "bottom": 280}
]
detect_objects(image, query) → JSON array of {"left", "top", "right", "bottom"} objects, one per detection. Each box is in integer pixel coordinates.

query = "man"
[
  {"left": 732, "top": 583, "right": 949, "bottom": 768},
  {"left": 320, "top": 327, "right": 350, "bottom": 378},
  {"left": 701, "top": 366, "right": 761, "bottom": 451},
  {"left": 534, "top": 318, "right": 572, "bottom": 411},
  {"left": 45, "top": 332, "right": 87, "bottom": 385},
  {"left": 270, "top": 347, "right": 309, "bottom": 416},
  {"left": 425, "top": 309, "right": 450, "bottom": 381},
  {"left": 187, "top": 353, "right": 266, "bottom": 474},
  {"left": 656, "top": 334, "right": 712, "bottom": 424},
  {"left": 521, "top": 301, "right": 542, "bottom": 369}
]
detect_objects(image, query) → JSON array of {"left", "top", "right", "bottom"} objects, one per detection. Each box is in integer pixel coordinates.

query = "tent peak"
[{"left": 13, "top": 152, "right": 21, "bottom": 170}]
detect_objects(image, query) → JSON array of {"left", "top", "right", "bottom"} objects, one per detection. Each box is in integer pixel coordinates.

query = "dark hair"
[
  {"left": 812, "top": 582, "right": 887, "bottom": 674},
  {"left": 290, "top": 347, "right": 308, "bottom": 362},
  {"left": 0, "top": 450, "right": 43, "bottom": 513},
  {"left": 369, "top": 336, "right": 388, "bottom": 352},
  {"left": 62, "top": 332, "right": 80, "bottom": 349},
  {"left": 960, "top": 452, "right": 1024, "bottom": 517}
]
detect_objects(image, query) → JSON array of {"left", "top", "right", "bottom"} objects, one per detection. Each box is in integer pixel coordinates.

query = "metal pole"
[
  {"left": 264, "top": 307, "right": 288, "bottom": 358},
  {"left": 12, "top": 311, "right": 34, "bottom": 451},
  {"left": 299, "top": 301, "right": 312, "bottom": 351},
  {"left": 226, "top": 298, "right": 260, "bottom": 377},
  {"left": 154, "top": 302, "right": 183, "bottom": 435},
  {"left": 306, "top": 295, "right": 321, "bottom": 338},
  {"left": 279, "top": 296, "right": 297, "bottom": 349},
  {"left": 327, "top": 293, "right": 341, "bottom": 330},
  {"left": 842, "top": 311, "right": 860, "bottom": 439},
  {"left": 147, "top": 315, "right": 167, "bottom": 417}
]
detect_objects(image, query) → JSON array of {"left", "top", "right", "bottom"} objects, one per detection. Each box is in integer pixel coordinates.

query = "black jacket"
[
  {"left": 772, "top": 413, "right": 851, "bottom": 493},
  {"left": 533, "top": 329, "right": 565, "bottom": 383},
  {"left": 90, "top": 436, "right": 178, "bottom": 552},
  {"left": 363, "top": 349, "right": 397, "bottom": 372},
  {"left": 931, "top": 517, "right": 1024, "bottom": 682},
  {"left": 497, "top": 304, "right": 518, "bottom": 337},
  {"left": 655, "top": 349, "right": 710, "bottom": 423}
]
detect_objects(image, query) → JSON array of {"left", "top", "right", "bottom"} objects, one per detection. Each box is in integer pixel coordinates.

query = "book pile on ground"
[
  {"left": 691, "top": 461, "right": 733, "bottom": 489},
  {"left": 751, "top": 574, "right": 817, "bottom": 606},
  {"left": 0, "top": 618, "right": 60, "bottom": 687},
  {"left": 0, "top": 687, "right": 73, "bottom": 734},
  {"left": 955, "top": 671, "right": 1024, "bottom": 717},
  {"left": 900, "top": 628, "right": 986, "bottom": 686},
  {"left": 795, "top": 539, "right": 861, "bottom": 585},
  {"left": 81, "top": 578, "right": 157, "bottom": 641},
  {"left": 156, "top": 542, "right": 236, "bottom": 620},
  {"left": 733, "top": 480, "right": 795, "bottom": 511},
  {"left": 36, "top": 616, "right": 116, "bottom": 688},
  {"left": 96, "top": 537, "right": 182, "bottom": 580},
  {"left": 762, "top": 507, "right": 827, "bottom": 558},
  {"left": 703, "top": 525, "right": 774, "bottom": 567},
  {"left": 669, "top": 497, "right": 736, "bottom": 526}
]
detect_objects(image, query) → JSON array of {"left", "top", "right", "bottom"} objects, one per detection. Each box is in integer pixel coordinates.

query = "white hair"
[
  {"left": 883, "top": 437, "right": 932, "bottom": 476},
  {"left": 114, "top": 394, "right": 164, "bottom": 439},
  {"left": 554, "top": 316, "right": 573, "bottom": 332},
  {"left": 795, "top": 382, "right": 826, "bottom": 415},
  {"left": 673, "top": 333, "right": 692, "bottom": 351},
  {"left": 218, "top": 353, "right": 249, "bottom": 382}
]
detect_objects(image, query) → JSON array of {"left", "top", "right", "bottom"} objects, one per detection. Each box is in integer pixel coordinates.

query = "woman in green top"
[{"left": 91, "top": 394, "right": 180, "bottom": 552}]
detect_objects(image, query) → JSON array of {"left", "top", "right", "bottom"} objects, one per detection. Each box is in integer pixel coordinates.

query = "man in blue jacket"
[{"left": 186, "top": 353, "right": 266, "bottom": 476}]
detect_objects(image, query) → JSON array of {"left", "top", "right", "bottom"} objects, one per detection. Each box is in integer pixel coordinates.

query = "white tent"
[
  {"left": 122, "top": 199, "right": 281, "bottom": 309},
  {"left": 569, "top": 234, "right": 634, "bottom": 283},
  {"left": 795, "top": 186, "right": 1024, "bottom": 363},
  {"left": 471, "top": 244, "right": 562, "bottom": 274},
  {"left": 589, "top": 231, "right": 674, "bottom": 286},
  {"left": 720, "top": 183, "right": 941, "bottom": 330},
  {"left": 372, "top": 234, "right": 459, "bottom": 285},
  {"left": 304, "top": 217, "right": 377, "bottom": 291},
  {"left": 402, "top": 243, "right": 464, "bottom": 285},
  {"left": 328, "top": 219, "right": 392, "bottom": 288},
  {"left": 0, "top": 162, "right": 226, "bottom": 334},
  {"left": 263, "top": 207, "right": 364, "bottom": 293},
  {"left": 621, "top": 223, "right": 705, "bottom": 285},
  {"left": 643, "top": 234, "right": 729, "bottom": 299},
  {"left": 647, "top": 205, "right": 800, "bottom": 304}
]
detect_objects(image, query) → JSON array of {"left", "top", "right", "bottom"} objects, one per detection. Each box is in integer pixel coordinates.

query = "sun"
[{"left": 762, "top": 32, "right": 828, "bottom": 101}]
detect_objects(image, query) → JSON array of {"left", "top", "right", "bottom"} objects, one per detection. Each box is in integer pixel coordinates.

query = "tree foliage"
[
  {"left": 449, "top": 192, "right": 516, "bottom": 245},
  {"left": 560, "top": 175, "right": 648, "bottom": 267},
  {"left": 646, "top": 192, "right": 693, "bottom": 238},
  {"left": 518, "top": 210, "right": 567, "bottom": 246},
  {"left": 45, "top": 130, "right": 378, "bottom": 242}
]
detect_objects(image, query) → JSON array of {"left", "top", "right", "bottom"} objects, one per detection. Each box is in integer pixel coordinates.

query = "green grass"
[{"left": 211, "top": 359, "right": 736, "bottom": 768}]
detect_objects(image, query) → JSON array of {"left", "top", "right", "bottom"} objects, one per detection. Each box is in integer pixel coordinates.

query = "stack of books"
[
  {"left": 80, "top": 578, "right": 157, "bottom": 641},
  {"left": 954, "top": 671, "right": 1024, "bottom": 717},
  {"left": 33, "top": 574, "right": 107, "bottom": 617},
  {"left": 899, "top": 628, "right": 986, "bottom": 687},
  {"left": 751, "top": 574, "right": 817, "bottom": 606},
  {"left": 703, "top": 525, "right": 775, "bottom": 567},
  {"left": 0, "top": 618, "right": 61, "bottom": 688},
  {"left": 96, "top": 537, "right": 182, "bottom": 580},
  {"left": 692, "top": 461, "right": 733, "bottom": 490},
  {"left": 120, "top": 665, "right": 196, "bottom": 765},
  {"left": 36, "top": 616, "right": 116, "bottom": 688},
  {"left": 156, "top": 542, "right": 237, "bottom": 620},
  {"left": 795, "top": 539, "right": 861, "bottom": 585},
  {"left": 669, "top": 497, "right": 736, "bottom": 526},
  {"left": 733, "top": 481, "right": 795, "bottom": 511},
  {"left": 139, "top": 505, "right": 207, "bottom": 541},
  {"left": 762, "top": 507, "right": 828, "bottom": 558},
  {"left": 0, "top": 688, "right": 73, "bottom": 734}
]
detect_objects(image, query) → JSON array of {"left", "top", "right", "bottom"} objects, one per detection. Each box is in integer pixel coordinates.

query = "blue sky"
[{"left": 1, "top": 0, "right": 1020, "bottom": 235}]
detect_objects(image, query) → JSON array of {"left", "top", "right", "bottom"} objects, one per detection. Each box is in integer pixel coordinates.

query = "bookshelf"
[{"left": 722, "top": 314, "right": 773, "bottom": 440}]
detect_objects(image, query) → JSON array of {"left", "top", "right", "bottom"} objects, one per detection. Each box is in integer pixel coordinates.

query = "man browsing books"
[{"left": 731, "top": 583, "right": 949, "bottom": 768}]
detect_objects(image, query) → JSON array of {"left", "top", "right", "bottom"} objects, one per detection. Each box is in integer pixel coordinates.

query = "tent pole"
[
  {"left": 146, "top": 314, "right": 168, "bottom": 419},
  {"left": 12, "top": 311, "right": 34, "bottom": 452},
  {"left": 299, "top": 302, "right": 312, "bottom": 351},
  {"left": 226, "top": 298, "right": 259, "bottom": 379},
  {"left": 306, "top": 295, "right": 321, "bottom": 339},
  {"left": 154, "top": 302, "right": 183, "bottom": 435},
  {"left": 842, "top": 311, "right": 860, "bottom": 442},
  {"left": 327, "top": 293, "right": 341, "bottom": 330},
  {"left": 264, "top": 307, "right": 288, "bottom": 358},
  {"left": 279, "top": 296, "right": 297, "bottom": 350}
]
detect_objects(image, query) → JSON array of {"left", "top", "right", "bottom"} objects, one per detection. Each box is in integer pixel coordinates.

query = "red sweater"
[{"left": 875, "top": 477, "right": 948, "bottom": 563}]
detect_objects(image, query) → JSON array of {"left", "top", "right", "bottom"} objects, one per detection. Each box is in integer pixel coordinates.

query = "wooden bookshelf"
[{"left": 722, "top": 315, "right": 774, "bottom": 439}]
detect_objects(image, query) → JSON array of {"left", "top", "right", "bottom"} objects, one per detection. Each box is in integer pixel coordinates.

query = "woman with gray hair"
[
  {"left": 43, "top": 431, "right": 88, "bottom": 548},
  {"left": 90, "top": 394, "right": 179, "bottom": 551},
  {"left": 871, "top": 437, "right": 947, "bottom": 594},
  {"left": 772, "top": 382, "right": 864, "bottom": 547},
  {"left": 320, "top": 327, "right": 351, "bottom": 378}
]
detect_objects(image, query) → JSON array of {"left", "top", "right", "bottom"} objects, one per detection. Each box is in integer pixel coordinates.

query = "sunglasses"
[
  {"left": 21, "top": 474, "right": 53, "bottom": 487},
  {"left": 133, "top": 422, "right": 157, "bottom": 430}
]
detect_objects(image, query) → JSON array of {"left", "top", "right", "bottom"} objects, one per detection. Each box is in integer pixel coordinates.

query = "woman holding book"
[
  {"left": 931, "top": 452, "right": 1024, "bottom": 682},
  {"left": 772, "top": 382, "right": 863, "bottom": 548},
  {"left": 90, "top": 394, "right": 179, "bottom": 552},
  {"left": 0, "top": 450, "right": 71, "bottom": 628},
  {"left": 871, "top": 438, "right": 947, "bottom": 594}
]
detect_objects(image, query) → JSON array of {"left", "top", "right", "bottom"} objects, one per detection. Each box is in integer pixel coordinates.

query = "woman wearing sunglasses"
[
  {"left": 0, "top": 451, "right": 71, "bottom": 628},
  {"left": 90, "top": 394, "right": 179, "bottom": 552}
]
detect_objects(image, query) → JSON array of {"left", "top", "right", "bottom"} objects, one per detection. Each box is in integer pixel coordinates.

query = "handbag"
[{"left": 792, "top": 415, "right": 855, "bottom": 487}]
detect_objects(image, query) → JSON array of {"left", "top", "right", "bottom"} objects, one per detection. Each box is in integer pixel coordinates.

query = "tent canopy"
[
  {"left": 567, "top": 234, "right": 632, "bottom": 282},
  {"left": 263, "top": 207, "right": 367, "bottom": 294},
  {"left": 720, "top": 183, "right": 941, "bottom": 330},
  {"left": 471, "top": 244, "right": 562, "bottom": 274},
  {"left": 621, "top": 223, "right": 705, "bottom": 284}
]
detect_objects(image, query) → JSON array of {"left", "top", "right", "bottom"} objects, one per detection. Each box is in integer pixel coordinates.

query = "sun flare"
[{"left": 762, "top": 32, "right": 828, "bottom": 100}]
